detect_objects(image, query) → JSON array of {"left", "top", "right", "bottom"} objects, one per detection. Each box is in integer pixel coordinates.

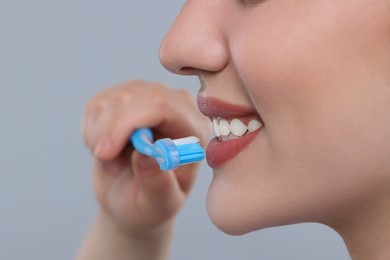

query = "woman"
[{"left": 77, "top": 1, "right": 390, "bottom": 259}]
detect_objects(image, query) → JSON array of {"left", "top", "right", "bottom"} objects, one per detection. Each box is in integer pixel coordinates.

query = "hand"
[{"left": 81, "top": 80, "right": 210, "bottom": 235}]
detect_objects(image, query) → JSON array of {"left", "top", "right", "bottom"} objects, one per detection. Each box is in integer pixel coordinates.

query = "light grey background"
[{"left": 0, "top": 1, "right": 351, "bottom": 259}]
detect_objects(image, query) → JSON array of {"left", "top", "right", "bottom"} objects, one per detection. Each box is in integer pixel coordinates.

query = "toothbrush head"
[{"left": 155, "top": 137, "right": 205, "bottom": 171}]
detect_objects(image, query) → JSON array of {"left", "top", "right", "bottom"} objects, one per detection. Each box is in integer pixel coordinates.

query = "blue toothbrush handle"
[
  {"left": 130, "top": 128, "right": 181, "bottom": 171},
  {"left": 130, "top": 128, "right": 158, "bottom": 157}
]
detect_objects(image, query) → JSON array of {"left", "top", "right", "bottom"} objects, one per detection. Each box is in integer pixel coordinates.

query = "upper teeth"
[{"left": 212, "top": 117, "right": 263, "bottom": 139}]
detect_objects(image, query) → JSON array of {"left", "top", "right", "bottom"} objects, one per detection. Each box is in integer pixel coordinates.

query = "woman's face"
[{"left": 160, "top": 0, "right": 390, "bottom": 235}]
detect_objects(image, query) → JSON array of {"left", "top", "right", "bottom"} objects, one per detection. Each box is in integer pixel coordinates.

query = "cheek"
[
  {"left": 231, "top": 0, "right": 390, "bottom": 114},
  {"left": 208, "top": 1, "right": 390, "bottom": 232},
  {"left": 231, "top": 0, "right": 390, "bottom": 177}
]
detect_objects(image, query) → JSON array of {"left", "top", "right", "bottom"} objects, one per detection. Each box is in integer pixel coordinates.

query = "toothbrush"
[{"left": 130, "top": 128, "right": 205, "bottom": 171}]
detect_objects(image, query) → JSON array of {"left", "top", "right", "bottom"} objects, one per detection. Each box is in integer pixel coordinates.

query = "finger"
[
  {"left": 131, "top": 151, "right": 184, "bottom": 222},
  {"left": 92, "top": 147, "right": 133, "bottom": 210},
  {"left": 90, "top": 83, "right": 210, "bottom": 162},
  {"left": 81, "top": 100, "right": 101, "bottom": 150},
  {"left": 175, "top": 163, "right": 200, "bottom": 195},
  {"left": 94, "top": 95, "right": 207, "bottom": 162}
]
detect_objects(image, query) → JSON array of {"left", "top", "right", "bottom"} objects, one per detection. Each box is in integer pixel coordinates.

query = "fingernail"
[
  {"left": 138, "top": 156, "right": 159, "bottom": 172},
  {"left": 94, "top": 135, "right": 112, "bottom": 157}
]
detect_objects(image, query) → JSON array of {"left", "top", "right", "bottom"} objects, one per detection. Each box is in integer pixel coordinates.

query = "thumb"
[{"left": 131, "top": 152, "right": 183, "bottom": 219}]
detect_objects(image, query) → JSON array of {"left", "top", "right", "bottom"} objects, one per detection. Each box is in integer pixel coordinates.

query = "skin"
[
  {"left": 160, "top": 0, "right": 390, "bottom": 259},
  {"left": 77, "top": 1, "right": 390, "bottom": 259},
  {"left": 77, "top": 82, "right": 210, "bottom": 260}
]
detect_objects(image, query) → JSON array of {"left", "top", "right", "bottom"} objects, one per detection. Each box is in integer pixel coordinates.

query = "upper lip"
[{"left": 197, "top": 94, "right": 259, "bottom": 118}]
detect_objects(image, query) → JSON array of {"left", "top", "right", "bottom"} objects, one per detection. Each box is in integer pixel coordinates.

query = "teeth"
[
  {"left": 230, "top": 119, "right": 247, "bottom": 137},
  {"left": 212, "top": 118, "right": 221, "bottom": 137},
  {"left": 219, "top": 118, "right": 231, "bottom": 136},
  {"left": 212, "top": 117, "right": 263, "bottom": 141},
  {"left": 248, "top": 119, "right": 263, "bottom": 132}
]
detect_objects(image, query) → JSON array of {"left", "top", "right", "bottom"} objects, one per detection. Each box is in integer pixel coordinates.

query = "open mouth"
[
  {"left": 211, "top": 116, "right": 263, "bottom": 141},
  {"left": 197, "top": 95, "right": 264, "bottom": 168}
]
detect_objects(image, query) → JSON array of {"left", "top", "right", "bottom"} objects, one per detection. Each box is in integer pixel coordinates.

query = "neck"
[{"left": 327, "top": 191, "right": 390, "bottom": 260}]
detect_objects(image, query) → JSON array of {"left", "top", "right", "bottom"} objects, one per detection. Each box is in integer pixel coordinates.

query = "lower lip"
[{"left": 206, "top": 129, "right": 261, "bottom": 168}]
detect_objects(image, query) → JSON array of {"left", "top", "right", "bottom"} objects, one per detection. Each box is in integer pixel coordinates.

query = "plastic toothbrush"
[{"left": 130, "top": 128, "right": 205, "bottom": 171}]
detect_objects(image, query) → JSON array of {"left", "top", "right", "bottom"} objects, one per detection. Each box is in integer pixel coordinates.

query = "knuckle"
[
  {"left": 149, "top": 90, "right": 172, "bottom": 112},
  {"left": 112, "top": 90, "right": 133, "bottom": 105}
]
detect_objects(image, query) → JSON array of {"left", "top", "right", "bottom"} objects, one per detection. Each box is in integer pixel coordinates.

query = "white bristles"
[{"left": 172, "top": 136, "right": 200, "bottom": 145}]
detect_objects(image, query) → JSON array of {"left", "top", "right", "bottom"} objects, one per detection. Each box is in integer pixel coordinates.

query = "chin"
[
  {"left": 206, "top": 201, "right": 253, "bottom": 236},
  {"left": 205, "top": 171, "right": 310, "bottom": 236},
  {"left": 205, "top": 180, "right": 275, "bottom": 236}
]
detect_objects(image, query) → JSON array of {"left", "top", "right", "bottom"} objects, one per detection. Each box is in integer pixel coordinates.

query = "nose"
[{"left": 159, "top": 1, "right": 229, "bottom": 75}]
